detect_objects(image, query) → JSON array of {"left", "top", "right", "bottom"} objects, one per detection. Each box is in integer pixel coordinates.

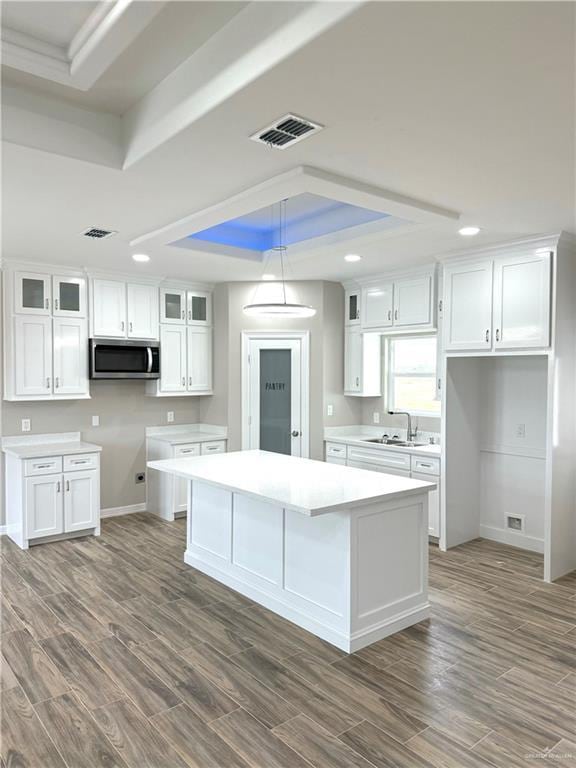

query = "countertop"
[
  {"left": 147, "top": 431, "right": 228, "bottom": 446},
  {"left": 3, "top": 441, "right": 102, "bottom": 459},
  {"left": 148, "top": 449, "right": 435, "bottom": 517},
  {"left": 325, "top": 434, "right": 441, "bottom": 458}
]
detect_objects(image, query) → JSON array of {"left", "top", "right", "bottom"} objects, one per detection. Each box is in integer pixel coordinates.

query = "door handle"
[
  {"left": 291, "top": 430, "right": 300, "bottom": 437},
  {"left": 146, "top": 347, "right": 153, "bottom": 373}
]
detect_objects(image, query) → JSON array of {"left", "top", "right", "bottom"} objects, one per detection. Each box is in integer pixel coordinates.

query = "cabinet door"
[
  {"left": 14, "top": 272, "right": 51, "bottom": 315},
  {"left": 159, "top": 325, "right": 187, "bottom": 393},
  {"left": 493, "top": 252, "right": 551, "bottom": 349},
  {"left": 52, "top": 276, "right": 86, "bottom": 317},
  {"left": 53, "top": 319, "right": 88, "bottom": 396},
  {"left": 187, "top": 291, "right": 211, "bottom": 325},
  {"left": 64, "top": 471, "right": 99, "bottom": 532},
  {"left": 25, "top": 475, "right": 63, "bottom": 539},
  {"left": 187, "top": 327, "right": 212, "bottom": 392},
  {"left": 92, "top": 279, "right": 126, "bottom": 337},
  {"left": 393, "top": 275, "right": 432, "bottom": 327},
  {"left": 14, "top": 316, "right": 53, "bottom": 397},
  {"left": 160, "top": 289, "right": 186, "bottom": 324},
  {"left": 345, "top": 290, "right": 361, "bottom": 326},
  {"left": 412, "top": 472, "right": 440, "bottom": 537},
  {"left": 344, "top": 327, "right": 362, "bottom": 392},
  {"left": 127, "top": 283, "right": 159, "bottom": 339},
  {"left": 442, "top": 261, "right": 493, "bottom": 351},
  {"left": 362, "top": 283, "right": 393, "bottom": 328}
]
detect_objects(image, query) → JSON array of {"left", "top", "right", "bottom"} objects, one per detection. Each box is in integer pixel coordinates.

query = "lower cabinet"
[
  {"left": 325, "top": 441, "right": 440, "bottom": 538},
  {"left": 9, "top": 452, "right": 101, "bottom": 548}
]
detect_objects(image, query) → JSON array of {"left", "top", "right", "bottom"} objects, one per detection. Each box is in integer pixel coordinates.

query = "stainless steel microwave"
[{"left": 89, "top": 339, "right": 160, "bottom": 379}]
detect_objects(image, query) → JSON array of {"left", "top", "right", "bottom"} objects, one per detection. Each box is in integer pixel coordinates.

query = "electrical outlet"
[
  {"left": 516, "top": 423, "right": 526, "bottom": 438},
  {"left": 135, "top": 472, "right": 146, "bottom": 484},
  {"left": 167, "top": 411, "right": 174, "bottom": 423},
  {"left": 21, "top": 419, "right": 31, "bottom": 433},
  {"left": 92, "top": 415, "right": 100, "bottom": 427},
  {"left": 327, "top": 404, "right": 334, "bottom": 417},
  {"left": 373, "top": 412, "right": 380, "bottom": 424}
]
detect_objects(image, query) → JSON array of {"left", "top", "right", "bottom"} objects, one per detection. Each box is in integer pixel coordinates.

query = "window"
[{"left": 387, "top": 336, "right": 440, "bottom": 416}]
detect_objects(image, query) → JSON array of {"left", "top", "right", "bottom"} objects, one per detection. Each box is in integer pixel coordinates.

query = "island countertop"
[{"left": 148, "top": 449, "right": 435, "bottom": 516}]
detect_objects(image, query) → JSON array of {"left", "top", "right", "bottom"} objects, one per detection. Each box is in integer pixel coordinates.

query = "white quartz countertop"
[
  {"left": 148, "top": 431, "right": 228, "bottom": 446},
  {"left": 148, "top": 449, "right": 435, "bottom": 516},
  {"left": 325, "top": 434, "right": 441, "bottom": 458},
  {"left": 2, "top": 441, "right": 102, "bottom": 459}
]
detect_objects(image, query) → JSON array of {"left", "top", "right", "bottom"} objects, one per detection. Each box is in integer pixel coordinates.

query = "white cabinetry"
[
  {"left": 5, "top": 268, "right": 89, "bottom": 401},
  {"left": 360, "top": 271, "right": 435, "bottom": 333},
  {"left": 5, "top": 444, "right": 101, "bottom": 549},
  {"left": 146, "top": 430, "right": 227, "bottom": 521},
  {"left": 149, "top": 284, "right": 214, "bottom": 397},
  {"left": 442, "top": 252, "right": 551, "bottom": 352},
  {"left": 344, "top": 328, "right": 381, "bottom": 397},
  {"left": 90, "top": 279, "right": 159, "bottom": 339}
]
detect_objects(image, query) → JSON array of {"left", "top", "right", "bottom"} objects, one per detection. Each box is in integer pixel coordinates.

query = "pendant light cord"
[{"left": 280, "top": 199, "right": 287, "bottom": 305}]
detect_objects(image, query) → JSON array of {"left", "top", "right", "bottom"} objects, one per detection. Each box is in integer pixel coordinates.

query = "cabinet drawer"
[
  {"left": 348, "top": 459, "right": 411, "bottom": 477},
  {"left": 24, "top": 456, "right": 63, "bottom": 477},
  {"left": 325, "top": 442, "right": 347, "bottom": 459},
  {"left": 347, "top": 446, "right": 410, "bottom": 471},
  {"left": 63, "top": 453, "right": 99, "bottom": 472},
  {"left": 326, "top": 456, "right": 347, "bottom": 466},
  {"left": 410, "top": 456, "right": 440, "bottom": 476},
  {"left": 201, "top": 440, "right": 226, "bottom": 455},
  {"left": 174, "top": 443, "right": 200, "bottom": 458}
]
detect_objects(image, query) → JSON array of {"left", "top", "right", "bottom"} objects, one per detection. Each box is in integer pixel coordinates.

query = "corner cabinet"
[
  {"left": 344, "top": 328, "right": 381, "bottom": 396},
  {"left": 5, "top": 269, "right": 89, "bottom": 401},
  {"left": 442, "top": 251, "right": 551, "bottom": 352},
  {"left": 147, "top": 284, "right": 214, "bottom": 397}
]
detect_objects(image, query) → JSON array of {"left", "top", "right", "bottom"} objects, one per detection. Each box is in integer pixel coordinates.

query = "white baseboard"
[
  {"left": 480, "top": 524, "right": 544, "bottom": 553},
  {"left": 0, "top": 525, "right": 7, "bottom": 536},
  {"left": 101, "top": 503, "right": 146, "bottom": 519}
]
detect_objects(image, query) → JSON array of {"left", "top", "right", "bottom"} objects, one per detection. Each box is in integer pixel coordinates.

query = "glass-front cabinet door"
[
  {"left": 161, "top": 288, "right": 186, "bottom": 324},
  {"left": 52, "top": 276, "right": 86, "bottom": 317},
  {"left": 345, "top": 290, "right": 361, "bottom": 326},
  {"left": 187, "top": 291, "right": 211, "bottom": 325},
  {"left": 14, "top": 272, "right": 51, "bottom": 315}
]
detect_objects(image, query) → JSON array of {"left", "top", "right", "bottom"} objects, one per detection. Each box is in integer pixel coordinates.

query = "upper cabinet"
[
  {"left": 160, "top": 287, "right": 212, "bottom": 326},
  {"left": 442, "top": 251, "right": 551, "bottom": 353},
  {"left": 52, "top": 276, "right": 86, "bottom": 317},
  {"left": 344, "top": 290, "right": 361, "bottom": 326},
  {"left": 359, "top": 270, "right": 435, "bottom": 333},
  {"left": 15, "top": 272, "right": 52, "bottom": 315},
  {"left": 90, "top": 279, "right": 159, "bottom": 339}
]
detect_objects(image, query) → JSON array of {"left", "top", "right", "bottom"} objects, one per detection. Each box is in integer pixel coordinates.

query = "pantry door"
[{"left": 242, "top": 332, "right": 309, "bottom": 458}]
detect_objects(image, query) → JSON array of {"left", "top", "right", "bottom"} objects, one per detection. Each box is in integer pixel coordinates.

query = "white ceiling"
[
  {"left": 2, "top": 1, "right": 98, "bottom": 48},
  {"left": 2, "top": 1, "right": 575, "bottom": 284}
]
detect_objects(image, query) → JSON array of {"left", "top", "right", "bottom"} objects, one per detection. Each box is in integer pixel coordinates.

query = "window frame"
[{"left": 386, "top": 334, "right": 440, "bottom": 418}]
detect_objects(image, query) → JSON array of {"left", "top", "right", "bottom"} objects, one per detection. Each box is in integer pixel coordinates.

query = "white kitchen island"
[{"left": 148, "top": 450, "right": 435, "bottom": 652}]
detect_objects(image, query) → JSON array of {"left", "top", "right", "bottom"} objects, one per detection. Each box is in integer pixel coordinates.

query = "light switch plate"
[
  {"left": 21, "top": 419, "right": 31, "bottom": 432},
  {"left": 327, "top": 404, "right": 334, "bottom": 417},
  {"left": 167, "top": 411, "right": 174, "bottom": 423},
  {"left": 92, "top": 415, "right": 100, "bottom": 427}
]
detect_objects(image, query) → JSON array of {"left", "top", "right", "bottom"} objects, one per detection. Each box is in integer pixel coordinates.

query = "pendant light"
[{"left": 243, "top": 199, "right": 316, "bottom": 318}]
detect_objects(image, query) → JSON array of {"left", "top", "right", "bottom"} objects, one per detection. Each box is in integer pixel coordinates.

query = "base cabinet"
[{"left": 7, "top": 452, "right": 100, "bottom": 549}]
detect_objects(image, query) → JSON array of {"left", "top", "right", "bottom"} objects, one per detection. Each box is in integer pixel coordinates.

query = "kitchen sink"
[{"left": 361, "top": 438, "right": 426, "bottom": 447}]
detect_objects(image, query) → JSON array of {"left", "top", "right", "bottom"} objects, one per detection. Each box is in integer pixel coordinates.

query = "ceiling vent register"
[
  {"left": 250, "top": 114, "right": 323, "bottom": 149},
  {"left": 82, "top": 227, "right": 117, "bottom": 239}
]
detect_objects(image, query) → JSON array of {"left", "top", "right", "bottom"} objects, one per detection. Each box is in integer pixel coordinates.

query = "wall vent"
[
  {"left": 82, "top": 227, "right": 117, "bottom": 239},
  {"left": 250, "top": 114, "right": 323, "bottom": 149},
  {"left": 506, "top": 514, "right": 525, "bottom": 533}
]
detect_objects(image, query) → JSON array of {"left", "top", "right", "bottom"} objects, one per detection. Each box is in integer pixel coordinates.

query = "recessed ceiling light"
[
  {"left": 344, "top": 254, "right": 362, "bottom": 262},
  {"left": 132, "top": 253, "right": 150, "bottom": 262},
  {"left": 261, "top": 273, "right": 276, "bottom": 281},
  {"left": 458, "top": 226, "right": 480, "bottom": 236}
]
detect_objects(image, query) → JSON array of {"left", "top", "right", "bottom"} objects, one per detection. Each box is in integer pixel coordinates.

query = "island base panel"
[{"left": 184, "top": 480, "right": 430, "bottom": 653}]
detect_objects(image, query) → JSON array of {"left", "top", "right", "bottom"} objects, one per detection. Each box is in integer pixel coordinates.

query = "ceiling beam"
[{"left": 122, "top": 1, "right": 361, "bottom": 168}]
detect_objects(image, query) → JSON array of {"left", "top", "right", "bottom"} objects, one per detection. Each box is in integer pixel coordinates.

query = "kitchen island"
[{"left": 148, "top": 449, "right": 435, "bottom": 652}]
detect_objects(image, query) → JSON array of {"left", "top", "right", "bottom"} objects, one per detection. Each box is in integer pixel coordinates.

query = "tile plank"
[
  {"left": 1, "top": 685, "right": 66, "bottom": 768},
  {"left": 1, "top": 629, "right": 69, "bottom": 704}
]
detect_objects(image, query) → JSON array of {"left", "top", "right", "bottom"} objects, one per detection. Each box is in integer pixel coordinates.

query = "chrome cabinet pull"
[
  {"left": 45, "top": 298, "right": 49, "bottom": 309},
  {"left": 46, "top": 377, "right": 50, "bottom": 389},
  {"left": 55, "top": 299, "right": 59, "bottom": 310},
  {"left": 485, "top": 329, "right": 490, "bottom": 342},
  {"left": 66, "top": 480, "right": 70, "bottom": 492},
  {"left": 57, "top": 481, "right": 61, "bottom": 492},
  {"left": 121, "top": 321, "right": 125, "bottom": 332},
  {"left": 36, "top": 463, "right": 53, "bottom": 469},
  {"left": 189, "top": 376, "right": 192, "bottom": 386},
  {"left": 394, "top": 309, "right": 398, "bottom": 321},
  {"left": 182, "top": 377, "right": 185, "bottom": 386},
  {"left": 496, "top": 329, "right": 500, "bottom": 342},
  {"left": 129, "top": 322, "right": 133, "bottom": 333},
  {"left": 188, "top": 310, "right": 192, "bottom": 320},
  {"left": 387, "top": 309, "right": 392, "bottom": 321},
  {"left": 355, "top": 376, "right": 360, "bottom": 386},
  {"left": 419, "top": 462, "right": 432, "bottom": 468},
  {"left": 55, "top": 377, "right": 59, "bottom": 388},
  {"left": 180, "top": 449, "right": 194, "bottom": 454},
  {"left": 72, "top": 460, "right": 88, "bottom": 465},
  {"left": 181, "top": 310, "right": 185, "bottom": 319}
]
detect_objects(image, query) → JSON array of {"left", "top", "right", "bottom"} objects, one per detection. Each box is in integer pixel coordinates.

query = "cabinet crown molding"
[{"left": 343, "top": 263, "right": 437, "bottom": 290}]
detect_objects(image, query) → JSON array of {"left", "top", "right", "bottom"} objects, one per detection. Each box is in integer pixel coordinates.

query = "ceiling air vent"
[
  {"left": 250, "top": 114, "right": 323, "bottom": 149},
  {"left": 81, "top": 227, "right": 117, "bottom": 239}
]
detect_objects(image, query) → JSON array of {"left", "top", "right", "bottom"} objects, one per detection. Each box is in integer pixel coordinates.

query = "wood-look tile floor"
[{"left": 2, "top": 513, "right": 575, "bottom": 768}]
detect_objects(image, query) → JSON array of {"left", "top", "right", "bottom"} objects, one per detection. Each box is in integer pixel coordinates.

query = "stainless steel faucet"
[{"left": 388, "top": 411, "right": 417, "bottom": 442}]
